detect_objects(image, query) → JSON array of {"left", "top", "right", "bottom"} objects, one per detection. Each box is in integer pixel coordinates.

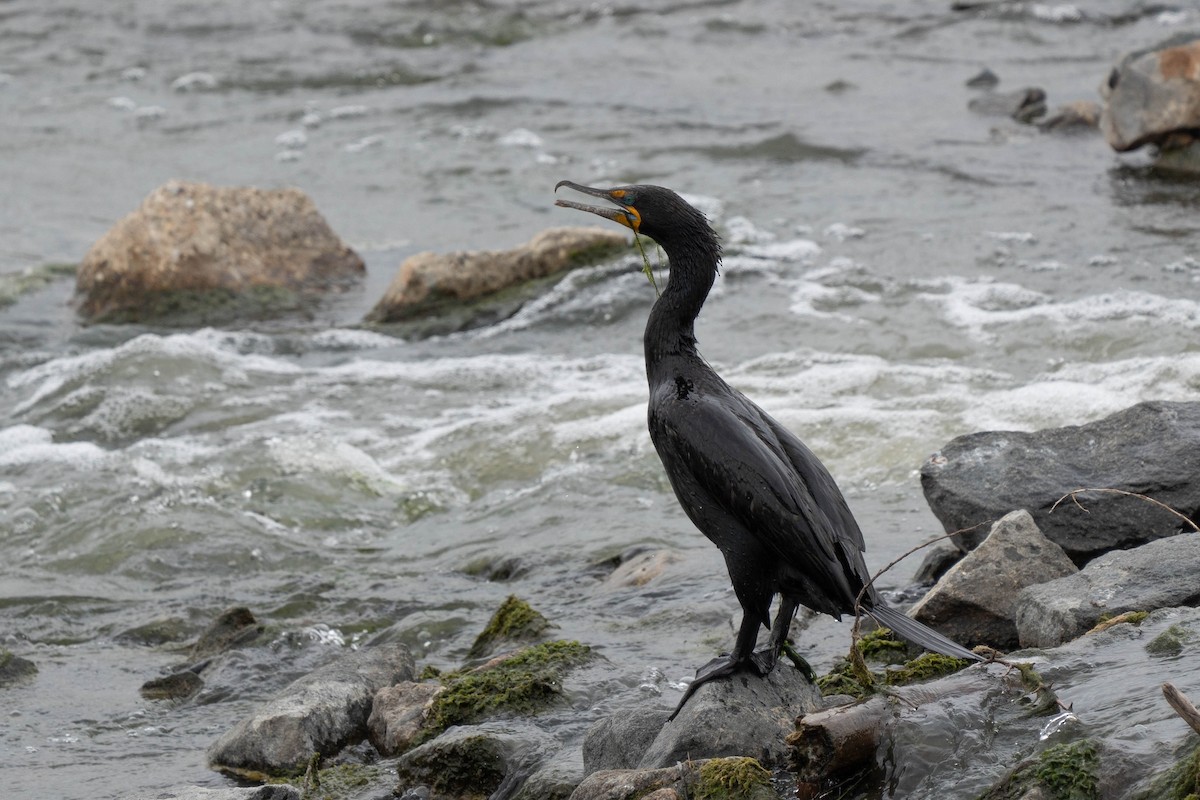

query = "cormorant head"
[{"left": 554, "top": 181, "right": 718, "bottom": 258}]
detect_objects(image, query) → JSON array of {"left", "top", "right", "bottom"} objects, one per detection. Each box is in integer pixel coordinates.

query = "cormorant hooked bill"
[{"left": 554, "top": 180, "right": 981, "bottom": 719}]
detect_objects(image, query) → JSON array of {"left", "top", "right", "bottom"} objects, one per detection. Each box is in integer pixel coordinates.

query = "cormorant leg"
[
  {"left": 667, "top": 611, "right": 761, "bottom": 721},
  {"left": 749, "top": 596, "right": 799, "bottom": 676}
]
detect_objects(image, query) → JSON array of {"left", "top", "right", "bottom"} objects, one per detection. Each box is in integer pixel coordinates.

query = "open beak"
[{"left": 554, "top": 181, "right": 640, "bottom": 231}]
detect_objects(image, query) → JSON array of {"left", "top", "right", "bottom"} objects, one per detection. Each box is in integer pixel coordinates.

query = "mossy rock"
[
  {"left": 1139, "top": 740, "right": 1200, "bottom": 800},
  {"left": 981, "top": 739, "right": 1100, "bottom": 800},
  {"left": 815, "top": 650, "right": 971, "bottom": 701},
  {"left": 468, "top": 595, "right": 551, "bottom": 659},
  {"left": 1146, "top": 624, "right": 1192, "bottom": 657},
  {"left": 695, "top": 757, "right": 776, "bottom": 800},
  {"left": 421, "top": 640, "right": 591, "bottom": 742},
  {"left": 0, "top": 262, "right": 76, "bottom": 308}
]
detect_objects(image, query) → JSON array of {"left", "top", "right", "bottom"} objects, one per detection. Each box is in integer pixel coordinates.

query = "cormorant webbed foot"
[{"left": 667, "top": 654, "right": 743, "bottom": 721}]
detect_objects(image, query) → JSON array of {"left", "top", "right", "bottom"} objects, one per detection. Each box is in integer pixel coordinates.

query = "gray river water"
[{"left": 3, "top": 1, "right": 1200, "bottom": 798}]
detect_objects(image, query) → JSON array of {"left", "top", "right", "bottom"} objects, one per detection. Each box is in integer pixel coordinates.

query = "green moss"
[
  {"left": 816, "top": 659, "right": 874, "bottom": 701},
  {"left": 267, "top": 761, "right": 385, "bottom": 800},
  {"left": 1147, "top": 625, "right": 1191, "bottom": 657},
  {"left": 857, "top": 627, "right": 909, "bottom": 663},
  {"left": 422, "top": 640, "right": 591, "bottom": 741},
  {"left": 695, "top": 757, "right": 775, "bottom": 800},
  {"left": 981, "top": 740, "right": 1099, "bottom": 800},
  {"left": 468, "top": 595, "right": 551, "bottom": 658},
  {"left": 418, "top": 665, "right": 442, "bottom": 680},
  {"left": 817, "top": 650, "right": 970, "bottom": 700},
  {"left": 1140, "top": 741, "right": 1200, "bottom": 800},
  {"left": 884, "top": 653, "right": 970, "bottom": 686},
  {"left": 0, "top": 262, "right": 77, "bottom": 308}
]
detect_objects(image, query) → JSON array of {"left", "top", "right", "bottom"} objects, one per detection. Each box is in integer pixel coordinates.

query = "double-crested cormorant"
[{"left": 555, "top": 181, "right": 980, "bottom": 718}]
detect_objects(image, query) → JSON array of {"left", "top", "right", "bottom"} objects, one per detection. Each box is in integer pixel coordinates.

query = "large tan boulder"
[
  {"left": 1101, "top": 34, "right": 1200, "bottom": 152},
  {"left": 76, "top": 180, "right": 364, "bottom": 323},
  {"left": 366, "top": 226, "right": 629, "bottom": 325}
]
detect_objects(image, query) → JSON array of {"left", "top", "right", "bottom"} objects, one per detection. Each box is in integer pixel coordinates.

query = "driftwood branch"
[{"left": 1163, "top": 682, "right": 1200, "bottom": 737}]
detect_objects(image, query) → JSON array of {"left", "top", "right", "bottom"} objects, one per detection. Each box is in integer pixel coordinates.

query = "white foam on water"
[
  {"left": 0, "top": 425, "right": 109, "bottom": 468},
  {"left": 741, "top": 238, "right": 822, "bottom": 263}
]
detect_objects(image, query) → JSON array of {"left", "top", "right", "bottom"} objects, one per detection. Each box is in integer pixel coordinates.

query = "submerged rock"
[
  {"left": 394, "top": 721, "right": 555, "bottom": 800},
  {"left": 921, "top": 401, "right": 1200, "bottom": 563},
  {"left": 1014, "top": 532, "right": 1200, "bottom": 648},
  {"left": 76, "top": 180, "right": 364, "bottom": 324},
  {"left": 1101, "top": 33, "right": 1200, "bottom": 152},
  {"left": 207, "top": 642, "right": 414, "bottom": 779},
  {"left": 512, "top": 748, "right": 583, "bottom": 800},
  {"left": 140, "top": 669, "right": 204, "bottom": 702},
  {"left": 0, "top": 649, "right": 37, "bottom": 686},
  {"left": 1038, "top": 100, "right": 1102, "bottom": 133},
  {"left": 910, "top": 510, "right": 1077, "bottom": 649},
  {"left": 193, "top": 606, "right": 264, "bottom": 658},
  {"left": 584, "top": 662, "right": 820, "bottom": 773},
  {"left": 968, "top": 87, "right": 1047, "bottom": 122},
  {"left": 365, "top": 226, "right": 628, "bottom": 330}
]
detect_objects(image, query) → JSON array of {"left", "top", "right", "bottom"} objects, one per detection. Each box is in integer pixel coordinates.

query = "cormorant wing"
[{"left": 651, "top": 387, "right": 870, "bottom": 610}]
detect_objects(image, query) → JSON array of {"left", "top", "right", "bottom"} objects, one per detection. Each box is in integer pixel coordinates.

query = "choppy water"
[{"left": 3, "top": 2, "right": 1200, "bottom": 798}]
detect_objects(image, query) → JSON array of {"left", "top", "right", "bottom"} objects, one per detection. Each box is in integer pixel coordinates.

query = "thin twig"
[
  {"left": 1051, "top": 488, "right": 1200, "bottom": 534},
  {"left": 850, "top": 520, "right": 993, "bottom": 647}
]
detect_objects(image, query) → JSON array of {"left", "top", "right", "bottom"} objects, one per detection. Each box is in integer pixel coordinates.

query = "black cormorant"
[{"left": 554, "top": 181, "right": 980, "bottom": 718}]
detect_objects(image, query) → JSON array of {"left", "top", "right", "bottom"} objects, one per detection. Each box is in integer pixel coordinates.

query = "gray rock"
[
  {"left": 140, "top": 669, "right": 204, "bottom": 702},
  {"left": 968, "top": 87, "right": 1047, "bottom": 122},
  {"left": 394, "top": 721, "right": 554, "bottom": 800},
  {"left": 570, "top": 759, "right": 774, "bottom": 800},
  {"left": 207, "top": 642, "right": 414, "bottom": 778},
  {"left": 193, "top": 606, "right": 264, "bottom": 658},
  {"left": 911, "top": 540, "right": 964, "bottom": 585},
  {"left": 1014, "top": 533, "right": 1200, "bottom": 648},
  {"left": 794, "top": 606, "right": 1200, "bottom": 797},
  {"left": 582, "top": 707, "right": 671, "bottom": 773},
  {"left": 910, "top": 510, "right": 1077, "bottom": 649},
  {"left": 0, "top": 649, "right": 37, "bottom": 686},
  {"left": 921, "top": 401, "right": 1200, "bottom": 563},
  {"left": 367, "top": 680, "right": 444, "bottom": 756},
  {"left": 512, "top": 748, "right": 583, "bottom": 800},
  {"left": 1038, "top": 100, "right": 1102, "bottom": 133},
  {"left": 1101, "top": 33, "right": 1200, "bottom": 152},
  {"left": 570, "top": 764, "right": 692, "bottom": 800},
  {"left": 366, "top": 226, "right": 628, "bottom": 330},
  {"left": 647, "top": 662, "right": 819, "bottom": 769},
  {"left": 119, "top": 786, "right": 300, "bottom": 800},
  {"left": 76, "top": 180, "right": 364, "bottom": 323}
]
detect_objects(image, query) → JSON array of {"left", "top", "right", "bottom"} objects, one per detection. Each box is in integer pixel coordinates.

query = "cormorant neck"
[{"left": 643, "top": 233, "right": 720, "bottom": 375}]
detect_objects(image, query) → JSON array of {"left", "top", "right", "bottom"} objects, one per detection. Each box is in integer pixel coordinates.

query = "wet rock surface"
[
  {"left": 910, "top": 510, "right": 1077, "bottom": 649},
  {"left": 1101, "top": 33, "right": 1200, "bottom": 152},
  {"left": 394, "top": 721, "right": 555, "bottom": 800},
  {"left": 207, "top": 642, "right": 414, "bottom": 778},
  {"left": 365, "top": 226, "right": 628, "bottom": 330},
  {"left": 120, "top": 787, "right": 301, "bottom": 800},
  {"left": 75, "top": 181, "right": 365, "bottom": 324},
  {"left": 968, "top": 87, "right": 1047, "bottom": 122},
  {"left": 584, "top": 661, "right": 821, "bottom": 772},
  {"left": 1015, "top": 532, "right": 1200, "bottom": 648},
  {"left": 0, "top": 650, "right": 37, "bottom": 686},
  {"left": 921, "top": 401, "right": 1200, "bottom": 563},
  {"left": 367, "top": 681, "right": 445, "bottom": 757}
]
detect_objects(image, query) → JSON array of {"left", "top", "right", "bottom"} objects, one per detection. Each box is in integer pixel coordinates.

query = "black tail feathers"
[{"left": 866, "top": 604, "right": 982, "bottom": 662}]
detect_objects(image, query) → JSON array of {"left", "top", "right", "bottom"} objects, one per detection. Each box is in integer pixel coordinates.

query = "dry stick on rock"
[
  {"left": 1051, "top": 487, "right": 1200, "bottom": 534},
  {"left": 1163, "top": 682, "right": 1200, "bottom": 737}
]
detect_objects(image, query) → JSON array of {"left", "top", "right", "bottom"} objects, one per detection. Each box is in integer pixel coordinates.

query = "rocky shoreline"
[{"left": 100, "top": 397, "right": 1200, "bottom": 799}]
